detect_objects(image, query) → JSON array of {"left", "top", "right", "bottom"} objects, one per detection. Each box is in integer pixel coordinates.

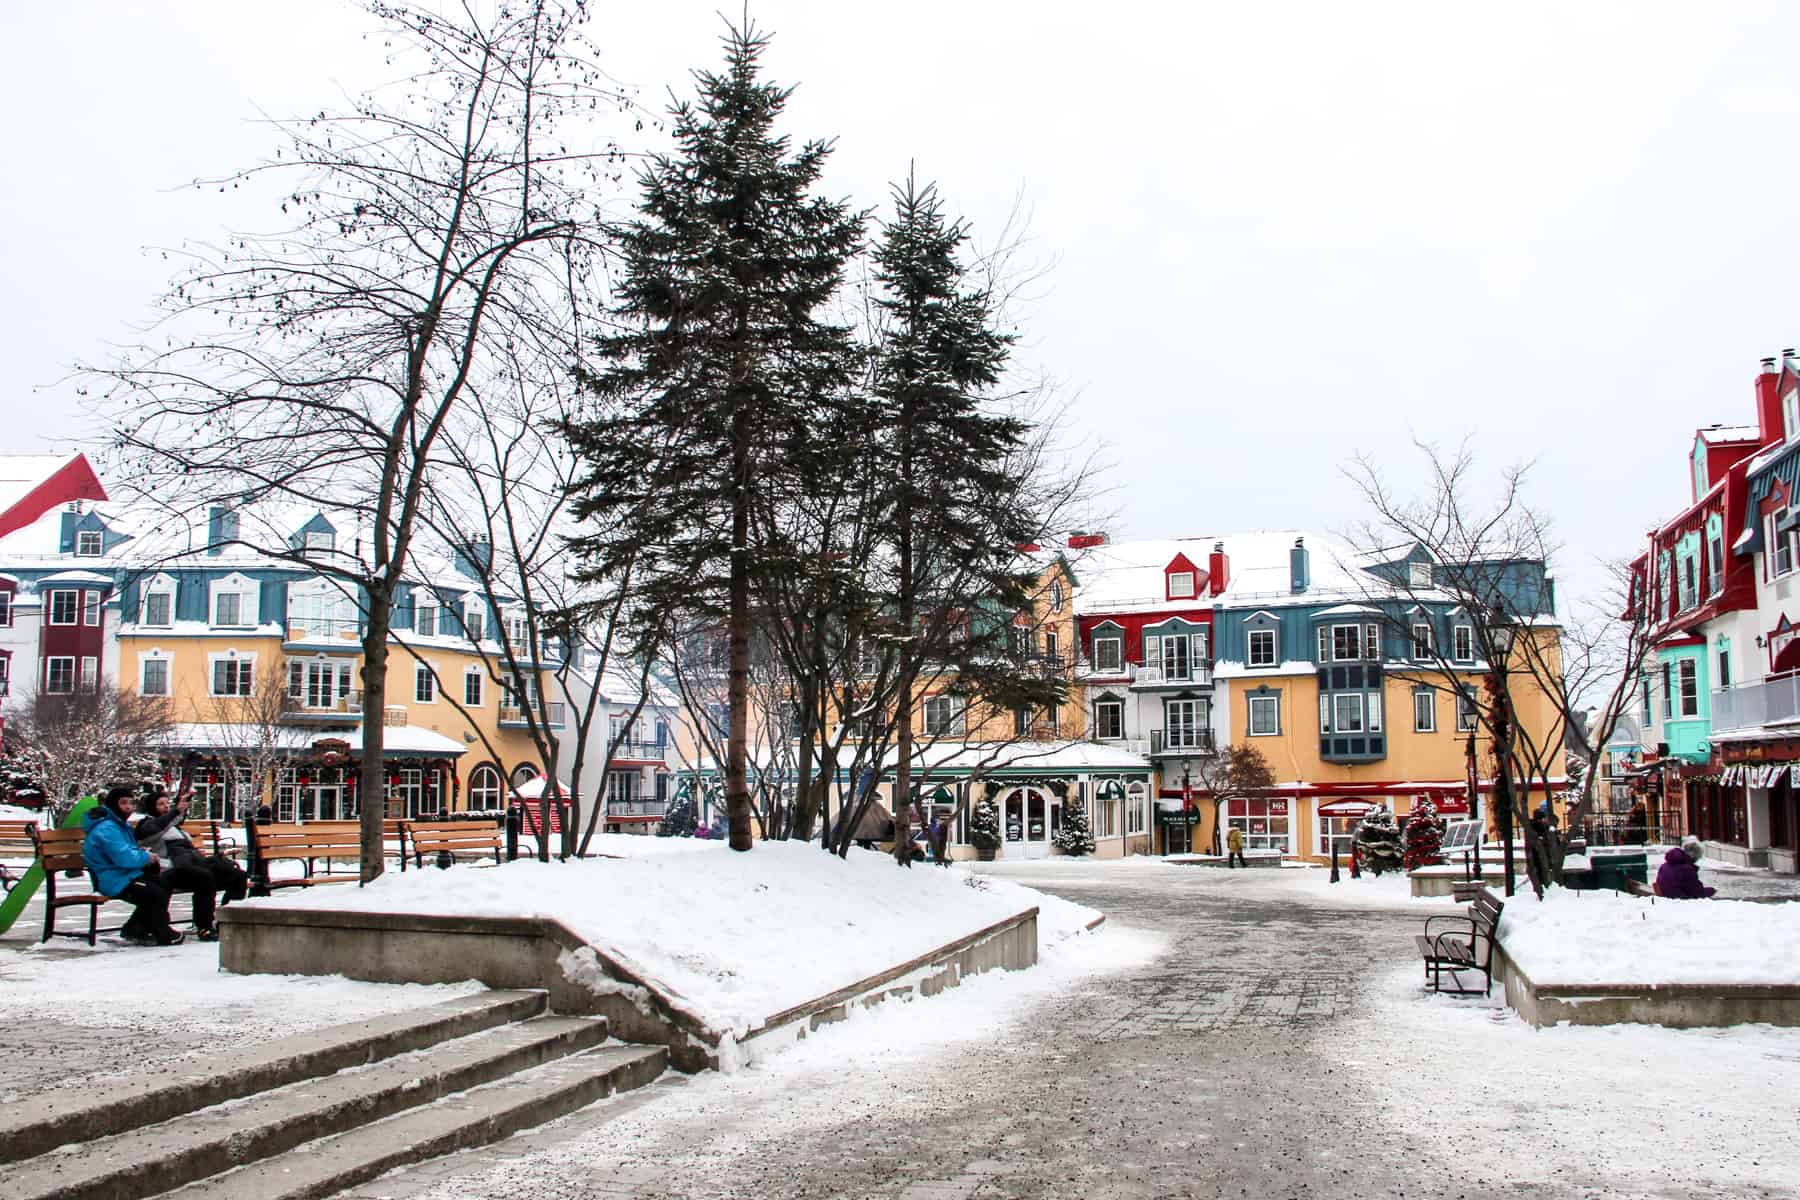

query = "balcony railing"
[
  {"left": 1131, "top": 662, "right": 1214, "bottom": 688},
  {"left": 499, "top": 702, "right": 566, "bottom": 728},
  {"left": 1711, "top": 673, "right": 1800, "bottom": 733},
  {"left": 285, "top": 617, "right": 363, "bottom": 643},
  {"left": 1150, "top": 728, "right": 1216, "bottom": 756},
  {"left": 280, "top": 690, "right": 364, "bottom": 721},
  {"left": 608, "top": 739, "right": 669, "bottom": 761},
  {"left": 606, "top": 799, "right": 666, "bottom": 819}
]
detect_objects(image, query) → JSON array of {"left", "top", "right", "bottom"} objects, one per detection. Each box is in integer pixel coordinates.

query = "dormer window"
[
  {"left": 1248, "top": 627, "right": 1276, "bottom": 668},
  {"left": 1409, "top": 562, "right": 1431, "bottom": 589},
  {"left": 463, "top": 598, "right": 486, "bottom": 642},
  {"left": 209, "top": 573, "right": 260, "bottom": 628},
  {"left": 141, "top": 577, "right": 174, "bottom": 627},
  {"left": 75, "top": 530, "right": 103, "bottom": 557},
  {"left": 304, "top": 530, "right": 334, "bottom": 553},
  {"left": 416, "top": 602, "right": 437, "bottom": 637},
  {"left": 1167, "top": 571, "right": 1196, "bottom": 599}
]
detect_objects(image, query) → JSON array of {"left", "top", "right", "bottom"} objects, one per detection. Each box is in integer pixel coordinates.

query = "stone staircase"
[{"left": 0, "top": 989, "right": 667, "bottom": 1200}]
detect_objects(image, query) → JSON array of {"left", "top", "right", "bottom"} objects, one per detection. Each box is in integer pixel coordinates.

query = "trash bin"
[{"left": 1589, "top": 849, "right": 1648, "bottom": 892}]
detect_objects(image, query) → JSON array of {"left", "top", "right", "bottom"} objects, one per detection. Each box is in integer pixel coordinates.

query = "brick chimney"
[
  {"left": 1208, "top": 541, "right": 1230, "bottom": 596},
  {"left": 1757, "top": 355, "right": 1783, "bottom": 447}
]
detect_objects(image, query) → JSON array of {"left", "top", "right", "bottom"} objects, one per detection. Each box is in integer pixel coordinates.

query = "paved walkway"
[{"left": 335, "top": 864, "right": 1481, "bottom": 1200}]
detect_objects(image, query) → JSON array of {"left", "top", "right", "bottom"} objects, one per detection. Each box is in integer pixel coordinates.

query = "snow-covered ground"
[{"left": 270, "top": 835, "right": 1101, "bottom": 1035}]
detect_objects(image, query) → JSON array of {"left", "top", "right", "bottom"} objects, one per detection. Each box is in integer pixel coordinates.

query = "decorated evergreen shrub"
[
  {"left": 1354, "top": 807, "right": 1404, "bottom": 875},
  {"left": 968, "top": 799, "right": 1002, "bottom": 855},
  {"left": 657, "top": 790, "right": 698, "bottom": 838},
  {"left": 1054, "top": 798, "right": 1096, "bottom": 856},
  {"left": 1402, "top": 796, "right": 1446, "bottom": 869}
]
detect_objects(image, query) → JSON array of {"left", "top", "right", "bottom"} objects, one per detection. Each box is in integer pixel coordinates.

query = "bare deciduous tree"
[
  {"left": 3, "top": 685, "right": 173, "bottom": 822},
  {"left": 92, "top": 1, "right": 629, "bottom": 880}
]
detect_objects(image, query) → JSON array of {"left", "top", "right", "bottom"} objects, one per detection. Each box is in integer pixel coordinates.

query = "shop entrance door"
[{"left": 1002, "top": 787, "right": 1058, "bottom": 859}]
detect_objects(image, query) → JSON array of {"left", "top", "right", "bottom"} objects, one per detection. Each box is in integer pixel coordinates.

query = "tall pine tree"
[
  {"left": 871, "top": 172, "right": 1057, "bottom": 864},
  {"left": 562, "top": 24, "right": 862, "bottom": 851}
]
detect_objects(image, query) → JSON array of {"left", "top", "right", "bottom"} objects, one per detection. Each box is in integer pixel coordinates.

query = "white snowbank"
[
  {"left": 1498, "top": 886, "right": 1800, "bottom": 986},
  {"left": 270, "top": 835, "right": 1099, "bottom": 1035}
]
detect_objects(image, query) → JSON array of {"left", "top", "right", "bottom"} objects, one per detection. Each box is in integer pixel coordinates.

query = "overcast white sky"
[{"left": 6, "top": 1, "right": 1800, "bottom": 613}]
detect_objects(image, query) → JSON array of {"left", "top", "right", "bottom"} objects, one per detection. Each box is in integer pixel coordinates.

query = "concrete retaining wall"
[
  {"left": 219, "top": 904, "right": 1038, "bottom": 1073},
  {"left": 1494, "top": 942, "right": 1800, "bottom": 1029}
]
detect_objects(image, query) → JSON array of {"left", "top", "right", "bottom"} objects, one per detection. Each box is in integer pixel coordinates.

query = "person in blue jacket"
[{"left": 82, "top": 783, "right": 182, "bottom": 946}]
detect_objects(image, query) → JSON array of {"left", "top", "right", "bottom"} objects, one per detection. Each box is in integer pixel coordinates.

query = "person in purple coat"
[{"left": 1655, "top": 837, "right": 1716, "bottom": 899}]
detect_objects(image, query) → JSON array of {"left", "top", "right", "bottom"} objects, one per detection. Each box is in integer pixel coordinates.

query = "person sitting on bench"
[
  {"left": 135, "top": 785, "right": 246, "bottom": 941},
  {"left": 83, "top": 784, "right": 183, "bottom": 946},
  {"left": 1655, "top": 837, "right": 1716, "bottom": 900}
]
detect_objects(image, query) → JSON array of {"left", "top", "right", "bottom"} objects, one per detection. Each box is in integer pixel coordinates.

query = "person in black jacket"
[{"left": 134, "top": 786, "right": 243, "bottom": 941}]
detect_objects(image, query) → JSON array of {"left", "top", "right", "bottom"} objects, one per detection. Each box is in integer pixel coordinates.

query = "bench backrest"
[
  {"left": 407, "top": 820, "right": 503, "bottom": 861},
  {"left": 1469, "top": 887, "right": 1505, "bottom": 966},
  {"left": 0, "top": 819, "right": 40, "bottom": 859},
  {"left": 30, "top": 827, "right": 89, "bottom": 874},
  {"left": 179, "top": 819, "right": 225, "bottom": 856},
  {"left": 250, "top": 821, "right": 363, "bottom": 862}
]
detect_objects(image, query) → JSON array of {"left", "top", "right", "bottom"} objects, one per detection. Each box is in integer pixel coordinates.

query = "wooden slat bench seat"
[
  {"left": 1416, "top": 885, "right": 1505, "bottom": 996},
  {"left": 404, "top": 820, "right": 504, "bottom": 870},
  {"left": 247, "top": 821, "right": 363, "bottom": 891},
  {"left": 1, "top": 820, "right": 39, "bottom": 892}
]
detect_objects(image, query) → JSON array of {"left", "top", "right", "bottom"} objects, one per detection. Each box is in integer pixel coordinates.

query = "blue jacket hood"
[{"left": 82, "top": 805, "right": 150, "bottom": 897}]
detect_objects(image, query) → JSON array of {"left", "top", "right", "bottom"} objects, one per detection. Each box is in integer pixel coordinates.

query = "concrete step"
[
  {"left": 161, "top": 1043, "right": 670, "bottom": 1200},
  {"left": 9, "top": 1014, "right": 610, "bottom": 1200},
  {"left": 0, "top": 988, "right": 547, "bottom": 1165}
]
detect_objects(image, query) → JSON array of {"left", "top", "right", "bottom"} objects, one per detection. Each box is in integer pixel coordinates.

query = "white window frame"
[
  {"left": 45, "top": 656, "right": 75, "bottom": 694},
  {"left": 47, "top": 589, "right": 78, "bottom": 626},
  {"left": 1165, "top": 698, "right": 1206, "bottom": 749},
  {"left": 141, "top": 585, "right": 173, "bottom": 628},
  {"left": 1772, "top": 510, "right": 1795, "bottom": 579},
  {"left": 1045, "top": 628, "right": 1060, "bottom": 665},
  {"left": 1662, "top": 662, "right": 1674, "bottom": 720},
  {"left": 1411, "top": 621, "right": 1433, "bottom": 660},
  {"left": 208, "top": 653, "right": 257, "bottom": 697},
  {"left": 1409, "top": 561, "right": 1432, "bottom": 589},
  {"left": 1677, "top": 658, "right": 1699, "bottom": 718},
  {"left": 1413, "top": 689, "right": 1436, "bottom": 733},
  {"left": 303, "top": 529, "right": 334, "bottom": 553},
  {"left": 78, "top": 656, "right": 98, "bottom": 692},
  {"left": 464, "top": 669, "right": 484, "bottom": 707},
  {"left": 1247, "top": 627, "right": 1276, "bottom": 668},
  {"left": 0, "top": 656, "right": 9, "bottom": 697},
  {"left": 1167, "top": 571, "right": 1196, "bottom": 599},
  {"left": 139, "top": 654, "right": 170, "bottom": 698},
  {"left": 468, "top": 764, "right": 503, "bottom": 810},
  {"left": 83, "top": 591, "right": 101, "bottom": 627},
  {"left": 1330, "top": 623, "right": 1361, "bottom": 663},
  {"left": 1456, "top": 689, "right": 1479, "bottom": 733},
  {"left": 1160, "top": 632, "right": 1190, "bottom": 680},
  {"left": 209, "top": 574, "right": 259, "bottom": 629},
  {"left": 463, "top": 599, "right": 486, "bottom": 642},
  {"left": 1248, "top": 693, "right": 1280, "bottom": 736},
  {"left": 1331, "top": 692, "right": 1364, "bottom": 733},
  {"left": 1708, "top": 527, "right": 1725, "bottom": 597},
  {"left": 415, "top": 601, "right": 437, "bottom": 637},
  {"left": 922, "top": 694, "right": 966, "bottom": 736},
  {"left": 75, "top": 530, "right": 103, "bottom": 557},
  {"left": 1094, "top": 699, "right": 1124, "bottom": 740},
  {"left": 504, "top": 609, "right": 530, "bottom": 649},
  {"left": 1316, "top": 625, "right": 1330, "bottom": 664},
  {"left": 1093, "top": 633, "right": 1123, "bottom": 674},
  {"left": 1369, "top": 690, "right": 1382, "bottom": 732},
  {"left": 415, "top": 663, "right": 437, "bottom": 704},
  {"left": 1452, "top": 624, "right": 1474, "bottom": 664}
]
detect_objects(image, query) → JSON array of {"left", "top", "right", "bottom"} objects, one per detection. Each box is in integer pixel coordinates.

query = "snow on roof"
[
  {"left": 158, "top": 723, "right": 468, "bottom": 756},
  {"left": 0, "top": 452, "right": 83, "bottom": 515},
  {"left": 1072, "top": 537, "right": 1219, "bottom": 614},
  {"left": 1312, "top": 602, "right": 1383, "bottom": 618},
  {"left": 1696, "top": 424, "right": 1760, "bottom": 444}
]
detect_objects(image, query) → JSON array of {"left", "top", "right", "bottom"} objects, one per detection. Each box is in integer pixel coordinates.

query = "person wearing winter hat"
[
  {"left": 135, "top": 785, "right": 245, "bottom": 941},
  {"left": 82, "top": 783, "right": 183, "bottom": 945},
  {"left": 1654, "top": 836, "right": 1717, "bottom": 900}
]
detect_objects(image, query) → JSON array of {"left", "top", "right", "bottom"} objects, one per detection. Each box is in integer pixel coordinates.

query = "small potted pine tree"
[
  {"left": 968, "top": 798, "right": 1002, "bottom": 861},
  {"left": 1054, "top": 797, "right": 1096, "bottom": 857}
]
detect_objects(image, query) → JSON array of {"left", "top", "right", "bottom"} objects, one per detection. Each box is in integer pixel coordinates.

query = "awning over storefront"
[
  {"left": 1722, "top": 762, "right": 1795, "bottom": 787},
  {"left": 1316, "top": 799, "right": 1379, "bottom": 818}
]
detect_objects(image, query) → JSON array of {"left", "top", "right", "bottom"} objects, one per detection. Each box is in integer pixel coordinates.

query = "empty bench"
[
  {"left": 246, "top": 821, "right": 363, "bottom": 891},
  {"left": 403, "top": 819, "right": 504, "bottom": 870},
  {"left": 1416, "top": 885, "right": 1505, "bottom": 996},
  {"left": 1, "top": 820, "right": 38, "bottom": 892}
]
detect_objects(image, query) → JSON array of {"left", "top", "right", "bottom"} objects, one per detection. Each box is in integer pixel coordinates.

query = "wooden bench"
[
  {"left": 1, "top": 820, "right": 38, "bottom": 892},
  {"left": 403, "top": 819, "right": 504, "bottom": 870},
  {"left": 246, "top": 821, "right": 363, "bottom": 891},
  {"left": 29, "top": 827, "right": 126, "bottom": 946},
  {"left": 1416, "top": 885, "right": 1505, "bottom": 996}
]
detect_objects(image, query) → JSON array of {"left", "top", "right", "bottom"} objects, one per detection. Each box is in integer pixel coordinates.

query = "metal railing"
[
  {"left": 607, "top": 739, "right": 669, "bottom": 761},
  {"left": 498, "top": 701, "right": 566, "bottom": 728},
  {"left": 606, "top": 799, "right": 666, "bottom": 819},
  {"left": 1151, "top": 728, "right": 1216, "bottom": 755},
  {"left": 1131, "top": 662, "right": 1214, "bottom": 687},
  {"left": 280, "top": 690, "right": 364, "bottom": 720},
  {"left": 1711, "top": 672, "right": 1800, "bottom": 732},
  {"left": 284, "top": 617, "right": 363, "bottom": 642}
]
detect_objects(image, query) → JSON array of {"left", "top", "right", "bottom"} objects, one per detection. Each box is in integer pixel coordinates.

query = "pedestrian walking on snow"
[{"left": 1226, "top": 826, "right": 1246, "bottom": 868}]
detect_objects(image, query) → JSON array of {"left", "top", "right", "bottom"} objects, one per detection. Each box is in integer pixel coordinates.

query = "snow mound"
[
  {"left": 273, "top": 835, "right": 1099, "bottom": 1034},
  {"left": 1498, "top": 886, "right": 1800, "bottom": 987}
]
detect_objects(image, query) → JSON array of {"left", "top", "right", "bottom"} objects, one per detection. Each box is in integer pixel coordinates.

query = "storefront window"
[{"left": 1223, "top": 796, "right": 1291, "bottom": 854}]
